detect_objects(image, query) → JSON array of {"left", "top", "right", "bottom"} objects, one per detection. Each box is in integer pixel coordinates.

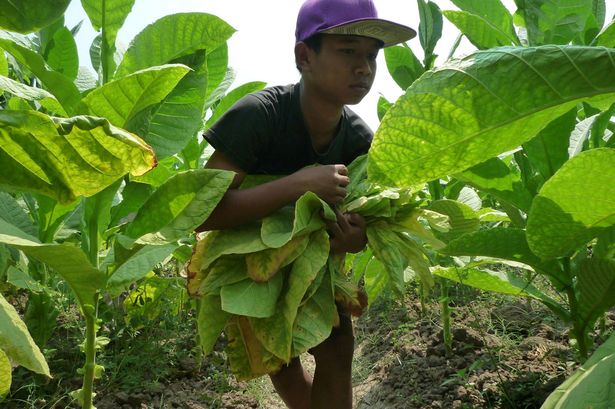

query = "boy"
[{"left": 198, "top": 0, "right": 415, "bottom": 407}]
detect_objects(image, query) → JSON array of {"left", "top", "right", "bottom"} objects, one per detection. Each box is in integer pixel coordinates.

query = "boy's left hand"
[{"left": 327, "top": 210, "right": 367, "bottom": 254}]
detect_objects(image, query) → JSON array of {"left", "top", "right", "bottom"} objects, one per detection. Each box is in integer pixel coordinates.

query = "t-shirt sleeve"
[{"left": 203, "top": 94, "right": 271, "bottom": 172}]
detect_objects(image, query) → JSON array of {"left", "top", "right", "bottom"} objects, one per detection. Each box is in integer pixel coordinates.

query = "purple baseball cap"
[{"left": 295, "top": 0, "right": 416, "bottom": 47}]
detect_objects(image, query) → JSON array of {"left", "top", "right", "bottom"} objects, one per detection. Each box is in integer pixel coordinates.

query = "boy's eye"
[{"left": 340, "top": 48, "right": 355, "bottom": 54}]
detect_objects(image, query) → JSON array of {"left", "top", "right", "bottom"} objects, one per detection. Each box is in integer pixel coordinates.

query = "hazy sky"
[{"left": 65, "top": 0, "right": 614, "bottom": 131}]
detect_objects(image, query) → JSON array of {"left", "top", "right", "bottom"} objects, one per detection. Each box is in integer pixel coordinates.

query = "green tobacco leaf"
[
  {"left": 447, "top": 0, "right": 519, "bottom": 49},
  {"left": 80, "top": 0, "right": 135, "bottom": 81},
  {"left": 384, "top": 45, "right": 424, "bottom": 91},
  {"left": 107, "top": 243, "right": 178, "bottom": 295},
  {"left": 0, "top": 75, "right": 67, "bottom": 115},
  {"left": 221, "top": 271, "right": 284, "bottom": 318},
  {"left": 251, "top": 230, "right": 329, "bottom": 361},
  {"left": 0, "top": 348, "right": 10, "bottom": 397},
  {"left": 0, "top": 192, "right": 37, "bottom": 237},
  {"left": 594, "top": 19, "right": 615, "bottom": 46},
  {"left": 527, "top": 148, "right": 615, "bottom": 258},
  {"left": 292, "top": 266, "right": 336, "bottom": 357},
  {"left": 204, "top": 43, "right": 229, "bottom": 108},
  {"left": 541, "top": 331, "right": 615, "bottom": 408},
  {"left": 0, "top": 219, "right": 105, "bottom": 307},
  {"left": 377, "top": 96, "right": 392, "bottom": 121},
  {"left": 0, "top": 46, "right": 7, "bottom": 76},
  {"left": 368, "top": 46, "right": 615, "bottom": 188},
  {"left": 246, "top": 236, "right": 308, "bottom": 282},
  {"left": 129, "top": 52, "right": 208, "bottom": 159},
  {"left": 206, "top": 81, "right": 267, "bottom": 128},
  {"left": 458, "top": 157, "right": 534, "bottom": 212},
  {"left": 577, "top": 258, "right": 615, "bottom": 331},
  {"left": 516, "top": 0, "right": 597, "bottom": 45},
  {"left": 197, "top": 294, "right": 230, "bottom": 354},
  {"left": 78, "top": 64, "right": 190, "bottom": 127},
  {"left": 35, "top": 194, "right": 79, "bottom": 243},
  {"left": 0, "top": 293, "right": 50, "bottom": 376},
  {"left": 0, "top": 111, "right": 156, "bottom": 203},
  {"left": 367, "top": 223, "right": 408, "bottom": 297},
  {"left": 428, "top": 200, "right": 479, "bottom": 242},
  {"left": 116, "top": 13, "right": 235, "bottom": 77},
  {"left": 125, "top": 169, "right": 234, "bottom": 243},
  {"left": 0, "top": 31, "right": 80, "bottom": 112},
  {"left": 523, "top": 108, "right": 577, "bottom": 180},
  {"left": 417, "top": 0, "right": 443, "bottom": 68},
  {"left": 0, "top": 0, "right": 71, "bottom": 34},
  {"left": 432, "top": 265, "right": 552, "bottom": 301},
  {"left": 7, "top": 266, "right": 45, "bottom": 292},
  {"left": 81, "top": 179, "right": 120, "bottom": 264},
  {"left": 45, "top": 27, "right": 79, "bottom": 80}
]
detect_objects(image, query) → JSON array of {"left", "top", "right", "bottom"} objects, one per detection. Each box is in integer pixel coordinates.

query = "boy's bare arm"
[{"left": 197, "top": 150, "right": 350, "bottom": 231}]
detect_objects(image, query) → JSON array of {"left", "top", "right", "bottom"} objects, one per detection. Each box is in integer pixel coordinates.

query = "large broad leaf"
[
  {"left": 0, "top": 192, "right": 37, "bottom": 237},
  {"left": 0, "top": 75, "right": 67, "bottom": 116},
  {"left": 576, "top": 258, "right": 615, "bottom": 332},
  {"left": 126, "top": 52, "right": 208, "bottom": 159},
  {"left": 443, "top": 0, "right": 519, "bottom": 49},
  {"left": 197, "top": 294, "right": 230, "bottom": 354},
  {"left": 106, "top": 243, "right": 178, "bottom": 295},
  {"left": 594, "top": 19, "right": 615, "bottom": 47},
  {"left": 368, "top": 46, "right": 615, "bottom": 188},
  {"left": 515, "top": 0, "right": 598, "bottom": 45},
  {"left": 45, "top": 27, "right": 79, "bottom": 81},
  {"left": 526, "top": 148, "right": 615, "bottom": 258},
  {"left": 384, "top": 45, "right": 424, "bottom": 91},
  {"left": 0, "top": 0, "right": 71, "bottom": 34},
  {"left": 205, "top": 81, "right": 267, "bottom": 128},
  {"left": 125, "top": 169, "right": 234, "bottom": 243},
  {"left": 428, "top": 199, "right": 479, "bottom": 242},
  {"left": 541, "top": 331, "right": 615, "bottom": 409},
  {"left": 0, "top": 31, "right": 80, "bottom": 112},
  {"left": 115, "top": 13, "right": 235, "bottom": 77},
  {"left": 0, "top": 219, "right": 105, "bottom": 307},
  {"left": 0, "top": 293, "right": 49, "bottom": 377},
  {"left": 457, "top": 157, "right": 534, "bottom": 212},
  {"left": 0, "top": 111, "right": 156, "bottom": 203},
  {"left": 78, "top": 64, "right": 190, "bottom": 128},
  {"left": 80, "top": 0, "right": 135, "bottom": 81},
  {"left": 220, "top": 271, "right": 285, "bottom": 318},
  {"left": 204, "top": 43, "right": 229, "bottom": 108}
]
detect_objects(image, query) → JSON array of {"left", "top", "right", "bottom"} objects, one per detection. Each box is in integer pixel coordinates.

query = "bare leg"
[
  {"left": 310, "top": 313, "right": 354, "bottom": 409},
  {"left": 270, "top": 357, "right": 312, "bottom": 409}
]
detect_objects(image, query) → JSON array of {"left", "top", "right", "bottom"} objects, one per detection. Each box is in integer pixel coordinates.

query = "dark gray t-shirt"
[{"left": 204, "top": 83, "right": 373, "bottom": 174}]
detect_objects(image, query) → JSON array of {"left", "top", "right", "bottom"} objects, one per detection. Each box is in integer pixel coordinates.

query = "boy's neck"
[{"left": 299, "top": 82, "right": 345, "bottom": 153}]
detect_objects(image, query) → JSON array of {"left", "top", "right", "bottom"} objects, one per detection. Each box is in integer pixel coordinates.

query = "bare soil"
[{"left": 88, "top": 289, "right": 613, "bottom": 409}]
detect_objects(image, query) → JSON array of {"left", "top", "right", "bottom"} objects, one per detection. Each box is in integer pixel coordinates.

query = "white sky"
[{"left": 65, "top": 0, "right": 614, "bottom": 131}]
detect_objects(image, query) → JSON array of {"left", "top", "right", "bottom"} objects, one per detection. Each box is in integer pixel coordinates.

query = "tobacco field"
[{"left": 0, "top": 0, "right": 614, "bottom": 408}]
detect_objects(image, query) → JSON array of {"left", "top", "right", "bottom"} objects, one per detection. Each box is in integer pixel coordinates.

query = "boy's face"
[{"left": 303, "top": 34, "right": 380, "bottom": 105}]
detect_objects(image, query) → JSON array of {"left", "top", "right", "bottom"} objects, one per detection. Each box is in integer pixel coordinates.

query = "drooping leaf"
[
  {"left": 246, "top": 235, "right": 309, "bottom": 282},
  {"left": 0, "top": 31, "right": 80, "bottom": 111},
  {"left": 204, "top": 42, "right": 229, "bottom": 107},
  {"left": 384, "top": 45, "right": 424, "bottom": 91},
  {"left": 443, "top": 0, "right": 519, "bottom": 49},
  {"left": 0, "top": 192, "right": 37, "bottom": 237},
  {"left": 80, "top": 0, "right": 135, "bottom": 81},
  {"left": 368, "top": 46, "right": 615, "bottom": 188},
  {"left": 428, "top": 199, "right": 479, "bottom": 241},
  {"left": 0, "top": 75, "right": 67, "bottom": 115},
  {"left": 0, "top": 0, "right": 71, "bottom": 34},
  {"left": 594, "top": 19, "right": 615, "bottom": 46},
  {"left": 77, "top": 64, "right": 190, "bottom": 127},
  {"left": 221, "top": 271, "right": 285, "bottom": 318},
  {"left": 115, "top": 13, "right": 235, "bottom": 77},
  {"left": 7, "top": 266, "right": 45, "bottom": 292},
  {"left": 197, "top": 294, "right": 230, "bottom": 354},
  {"left": 541, "top": 331, "right": 615, "bottom": 409},
  {"left": 0, "top": 219, "right": 105, "bottom": 307},
  {"left": 0, "top": 292, "right": 50, "bottom": 376},
  {"left": 527, "top": 148, "right": 615, "bottom": 258},
  {"left": 0, "top": 111, "right": 156, "bottom": 203},
  {"left": 125, "top": 169, "right": 234, "bottom": 243}
]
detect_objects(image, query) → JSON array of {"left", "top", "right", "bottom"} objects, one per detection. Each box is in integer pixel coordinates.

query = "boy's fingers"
[{"left": 335, "top": 164, "right": 348, "bottom": 176}]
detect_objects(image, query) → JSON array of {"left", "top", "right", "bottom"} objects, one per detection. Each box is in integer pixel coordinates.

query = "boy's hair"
[{"left": 296, "top": 34, "right": 323, "bottom": 72}]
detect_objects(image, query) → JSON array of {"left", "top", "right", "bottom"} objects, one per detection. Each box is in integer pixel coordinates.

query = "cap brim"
[{"left": 319, "top": 18, "right": 416, "bottom": 47}]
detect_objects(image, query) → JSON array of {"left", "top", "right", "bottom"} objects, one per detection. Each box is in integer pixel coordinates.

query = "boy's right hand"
[{"left": 294, "top": 164, "right": 350, "bottom": 205}]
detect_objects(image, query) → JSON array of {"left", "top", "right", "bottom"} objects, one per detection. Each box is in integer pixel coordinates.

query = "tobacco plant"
[{"left": 0, "top": 0, "right": 265, "bottom": 407}]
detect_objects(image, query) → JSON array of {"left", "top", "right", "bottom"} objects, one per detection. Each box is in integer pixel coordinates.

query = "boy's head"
[{"left": 295, "top": 0, "right": 416, "bottom": 48}]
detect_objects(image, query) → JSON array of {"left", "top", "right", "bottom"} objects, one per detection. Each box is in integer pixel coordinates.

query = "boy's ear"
[{"left": 295, "top": 42, "right": 311, "bottom": 72}]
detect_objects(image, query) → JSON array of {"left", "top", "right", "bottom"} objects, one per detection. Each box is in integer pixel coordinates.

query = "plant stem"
[
  {"left": 82, "top": 300, "right": 99, "bottom": 409},
  {"left": 440, "top": 279, "right": 452, "bottom": 355},
  {"left": 562, "top": 258, "right": 588, "bottom": 361}
]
